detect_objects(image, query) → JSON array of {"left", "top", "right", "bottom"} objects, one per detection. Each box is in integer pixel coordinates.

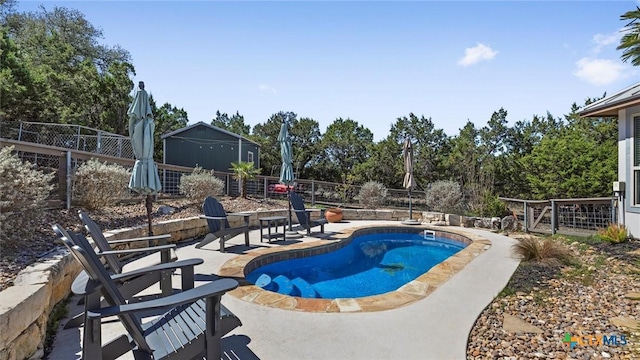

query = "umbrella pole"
[
  {"left": 287, "top": 189, "right": 293, "bottom": 231},
  {"left": 145, "top": 195, "right": 153, "bottom": 236},
  {"left": 408, "top": 189, "right": 413, "bottom": 220},
  {"left": 147, "top": 193, "right": 170, "bottom": 294},
  {"left": 402, "top": 189, "right": 420, "bottom": 225},
  {"left": 285, "top": 189, "right": 302, "bottom": 238}
]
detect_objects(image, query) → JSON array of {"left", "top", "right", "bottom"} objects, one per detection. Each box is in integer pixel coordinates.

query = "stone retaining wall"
[
  {"left": 0, "top": 209, "right": 291, "bottom": 360},
  {"left": 0, "top": 207, "right": 470, "bottom": 359}
]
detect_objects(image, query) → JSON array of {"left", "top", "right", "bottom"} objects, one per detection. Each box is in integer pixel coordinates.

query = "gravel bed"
[
  {"left": 0, "top": 196, "right": 288, "bottom": 291},
  {"left": 466, "top": 236, "right": 640, "bottom": 359}
]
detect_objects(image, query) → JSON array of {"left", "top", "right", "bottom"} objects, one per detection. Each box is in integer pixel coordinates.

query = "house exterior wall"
[
  {"left": 619, "top": 107, "right": 640, "bottom": 238},
  {"left": 164, "top": 125, "right": 259, "bottom": 172}
]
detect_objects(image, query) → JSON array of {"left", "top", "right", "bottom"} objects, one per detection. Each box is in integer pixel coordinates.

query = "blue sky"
[{"left": 18, "top": 1, "right": 639, "bottom": 141}]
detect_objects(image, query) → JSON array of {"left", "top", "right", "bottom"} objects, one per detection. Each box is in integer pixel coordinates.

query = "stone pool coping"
[{"left": 218, "top": 224, "right": 492, "bottom": 313}]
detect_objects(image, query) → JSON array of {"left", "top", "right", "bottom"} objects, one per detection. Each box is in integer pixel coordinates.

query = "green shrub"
[
  {"left": 335, "top": 175, "right": 356, "bottom": 204},
  {"left": 480, "top": 191, "right": 508, "bottom": 217},
  {"left": 357, "top": 181, "right": 388, "bottom": 209},
  {"left": 424, "top": 180, "right": 463, "bottom": 213},
  {"left": 178, "top": 167, "right": 224, "bottom": 203},
  {"left": 511, "top": 237, "right": 574, "bottom": 266},
  {"left": 0, "top": 146, "right": 54, "bottom": 250},
  {"left": 597, "top": 223, "right": 629, "bottom": 243},
  {"left": 73, "top": 159, "right": 131, "bottom": 210}
]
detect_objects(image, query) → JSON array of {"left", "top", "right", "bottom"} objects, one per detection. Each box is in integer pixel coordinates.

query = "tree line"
[{"left": 1, "top": 1, "right": 631, "bottom": 210}]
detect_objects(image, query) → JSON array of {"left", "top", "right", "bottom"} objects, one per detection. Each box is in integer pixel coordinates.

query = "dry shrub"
[
  {"left": 357, "top": 181, "right": 388, "bottom": 209},
  {"left": 597, "top": 223, "right": 629, "bottom": 243},
  {"left": 511, "top": 237, "right": 573, "bottom": 266},
  {"left": 0, "top": 146, "right": 54, "bottom": 250},
  {"left": 73, "top": 158, "right": 131, "bottom": 210},
  {"left": 425, "top": 180, "right": 463, "bottom": 213},
  {"left": 178, "top": 167, "right": 224, "bottom": 204}
]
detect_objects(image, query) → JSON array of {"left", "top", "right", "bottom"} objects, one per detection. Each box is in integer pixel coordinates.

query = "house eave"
[{"left": 580, "top": 98, "right": 640, "bottom": 117}]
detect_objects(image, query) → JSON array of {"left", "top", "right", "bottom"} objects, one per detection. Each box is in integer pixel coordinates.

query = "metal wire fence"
[
  {"left": 1, "top": 121, "right": 134, "bottom": 159},
  {"left": 1, "top": 138, "right": 431, "bottom": 212},
  {"left": 0, "top": 121, "right": 430, "bottom": 210},
  {"left": 8, "top": 124, "right": 616, "bottom": 234},
  {"left": 501, "top": 197, "right": 617, "bottom": 236}
]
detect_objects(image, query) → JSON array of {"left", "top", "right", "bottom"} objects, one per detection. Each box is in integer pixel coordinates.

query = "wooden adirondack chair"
[
  {"left": 63, "top": 214, "right": 203, "bottom": 329},
  {"left": 196, "top": 196, "right": 250, "bottom": 252},
  {"left": 63, "top": 211, "right": 183, "bottom": 329},
  {"left": 79, "top": 210, "right": 176, "bottom": 274},
  {"left": 289, "top": 192, "right": 327, "bottom": 235},
  {"left": 53, "top": 225, "right": 241, "bottom": 360}
]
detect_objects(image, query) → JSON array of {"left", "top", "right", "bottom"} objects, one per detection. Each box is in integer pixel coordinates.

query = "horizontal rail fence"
[
  {"left": 2, "top": 138, "right": 427, "bottom": 211},
  {"left": 500, "top": 197, "right": 617, "bottom": 236},
  {"left": 1, "top": 120, "right": 134, "bottom": 159}
]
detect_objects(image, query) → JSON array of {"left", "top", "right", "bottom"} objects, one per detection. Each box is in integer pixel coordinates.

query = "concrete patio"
[{"left": 49, "top": 220, "right": 520, "bottom": 360}]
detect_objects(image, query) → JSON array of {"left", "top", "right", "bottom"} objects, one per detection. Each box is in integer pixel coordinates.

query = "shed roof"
[
  {"left": 579, "top": 82, "right": 640, "bottom": 117},
  {"left": 161, "top": 121, "right": 261, "bottom": 147}
]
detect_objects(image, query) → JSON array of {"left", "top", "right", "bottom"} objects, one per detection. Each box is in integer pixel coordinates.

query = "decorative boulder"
[
  {"left": 474, "top": 218, "right": 494, "bottom": 229},
  {"left": 463, "top": 216, "right": 477, "bottom": 227},
  {"left": 501, "top": 215, "right": 518, "bottom": 231}
]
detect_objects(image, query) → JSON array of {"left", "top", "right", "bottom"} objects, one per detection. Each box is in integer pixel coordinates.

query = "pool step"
[
  {"left": 273, "top": 275, "right": 293, "bottom": 295},
  {"left": 291, "top": 277, "right": 317, "bottom": 298},
  {"left": 255, "top": 274, "right": 272, "bottom": 289}
]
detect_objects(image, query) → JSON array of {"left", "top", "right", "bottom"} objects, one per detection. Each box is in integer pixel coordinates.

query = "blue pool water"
[{"left": 246, "top": 232, "right": 466, "bottom": 299}]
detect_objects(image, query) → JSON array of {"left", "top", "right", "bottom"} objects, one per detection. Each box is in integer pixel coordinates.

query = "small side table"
[{"left": 259, "top": 216, "right": 287, "bottom": 243}]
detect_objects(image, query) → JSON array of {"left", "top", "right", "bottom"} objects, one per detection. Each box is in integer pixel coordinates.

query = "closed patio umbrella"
[
  {"left": 128, "top": 81, "right": 162, "bottom": 235},
  {"left": 402, "top": 137, "right": 420, "bottom": 225},
  {"left": 278, "top": 121, "right": 298, "bottom": 234},
  {"left": 278, "top": 122, "right": 294, "bottom": 188}
]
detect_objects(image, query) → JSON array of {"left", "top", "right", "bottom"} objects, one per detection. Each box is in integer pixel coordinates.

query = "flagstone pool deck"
[{"left": 50, "top": 220, "right": 520, "bottom": 360}]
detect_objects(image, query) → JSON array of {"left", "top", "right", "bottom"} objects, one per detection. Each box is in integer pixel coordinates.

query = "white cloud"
[
  {"left": 573, "top": 57, "right": 627, "bottom": 85},
  {"left": 258, "top": 83, "right": 278, "bottom": 95},
  {"left": 591, "top": 31, "right": 620, "bottom": 53},
  {"left": 457, "top": 43, "right": 498, "bottom": 67}
]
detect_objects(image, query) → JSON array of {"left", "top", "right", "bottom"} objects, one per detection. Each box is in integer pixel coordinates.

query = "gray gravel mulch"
[{"left": 466, "top": 236, "right": 640, "bottom": 359}]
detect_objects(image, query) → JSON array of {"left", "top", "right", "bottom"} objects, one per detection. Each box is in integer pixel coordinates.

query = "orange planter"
[{"left": 325, "top": 208, "right": 343, "bottom": 223}]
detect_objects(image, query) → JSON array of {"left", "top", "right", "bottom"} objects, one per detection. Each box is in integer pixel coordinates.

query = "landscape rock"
[
  {"left": 501, "top": 215, "right": 518, "bottom": 231},
  {"left": 609, "top": 316, "right": 639, "bottom": 329},
  {"left": 624, "top": 292, "right": 640, "bottom": 301},
  {"left": 157, "top": 205, "right": 176, "bottom": 215},
  {"left": 502, "top": 314, "right": 543, "bottom": 334}
]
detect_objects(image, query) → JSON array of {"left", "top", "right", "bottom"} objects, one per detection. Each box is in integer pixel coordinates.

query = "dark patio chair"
[
  {"left": 79, "top": 210, "right": 176, "bottom": 275},
  {"left": 53, "top": 224, "right": 241, "bottom": 360},
  {"left": 79, "top": 210, "right": 175, "bottom": 301},
  {"left": 196, "top": 196, "right": 250, "bottom": 252},
  {"left": 64, "top": 214, "right": 203, "bottom": 328},
  {"left": 289, "top": 192, "right": 327, "bottom": 235}
]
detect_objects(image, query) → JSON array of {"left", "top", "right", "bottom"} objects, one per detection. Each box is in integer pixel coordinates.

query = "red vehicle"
[{"left": 268, "top": 184, "right": 299, "bottom": 194}]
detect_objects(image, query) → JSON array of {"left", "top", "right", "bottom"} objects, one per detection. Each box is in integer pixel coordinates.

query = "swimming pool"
[{"left": 246, "top": 231, "right": 466, "bottom": 299}]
